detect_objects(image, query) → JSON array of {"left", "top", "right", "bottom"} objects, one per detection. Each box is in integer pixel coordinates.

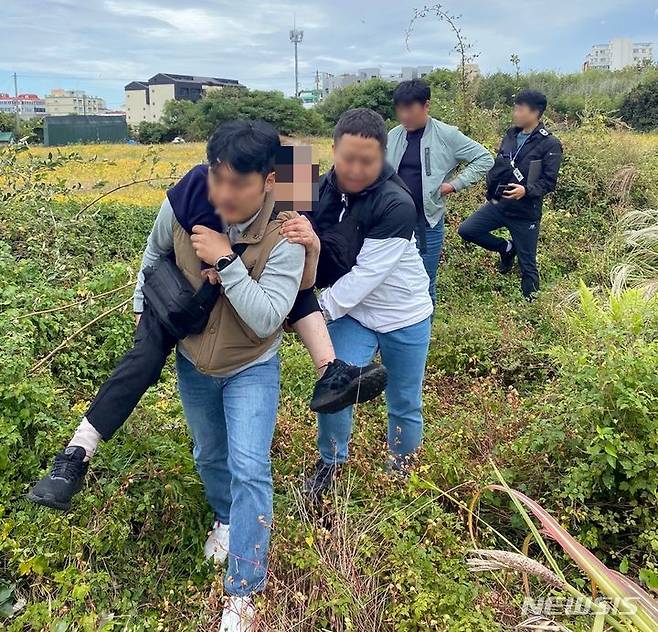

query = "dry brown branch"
[
  {"left": 17, "top": 281, "right": 134, "bottom": 319},
  {"left": 29, "top": 296, "right": 132, "bottom": 374},
  {"left": 467, "top": 549, "right": 565, "bottom": 589},
  {"left": 74, "top": 176, "right": 177, "bottom": 219}
]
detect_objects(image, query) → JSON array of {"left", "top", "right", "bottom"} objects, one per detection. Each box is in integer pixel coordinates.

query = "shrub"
[
  {"left": 509, "top": 286, "right": 658, "bottom": 579},
  {"left": 315, "top": 78, "right": 396, "bottom": 126},
  {"left": 620, "top": 76, "right": 658, "bottom": 131},
  {"left": 135, "top": 120, "right": 172, "bottom": 144}
]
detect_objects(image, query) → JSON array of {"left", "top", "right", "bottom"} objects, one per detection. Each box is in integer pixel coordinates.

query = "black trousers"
[
  {"left": 458, "top": 201, "right": 541, "bottom": 298},
  {"left": 85, "top": 288, "right": 321, "bottom": 441}
]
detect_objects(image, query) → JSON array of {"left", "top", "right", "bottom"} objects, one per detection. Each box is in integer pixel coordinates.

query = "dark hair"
[
  {"left": 333, "top": 108, "right": 387, "bottom": 151},
  {"left": 206, "top": 119, "right": 281, "bottom": 176},
  {"left": 393, "top": 79, "right": 431, "bottom": 106},
  {"left": 514, "top": 90, "right": 548, "bottom": 116}
]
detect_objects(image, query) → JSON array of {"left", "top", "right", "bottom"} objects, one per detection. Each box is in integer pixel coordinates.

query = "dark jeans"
[
  {"left": 458, "top": 201, "right": 541, "bottom": 298},
  {"left": 85, "top": 288, "right": 320, "bottom": 441}
]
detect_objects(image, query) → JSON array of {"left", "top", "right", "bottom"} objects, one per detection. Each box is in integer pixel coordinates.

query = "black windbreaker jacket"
[
  {"left": 486, "top": 123, "right": 563, "bottom": 220},
  {"left": 312, "top": 162, "right": 419, "bottom": 289}
]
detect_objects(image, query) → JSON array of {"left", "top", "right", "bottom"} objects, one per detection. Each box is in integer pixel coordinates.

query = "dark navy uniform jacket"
[{"left": 486, "top": 123, "right": 563, "bottom": 220}]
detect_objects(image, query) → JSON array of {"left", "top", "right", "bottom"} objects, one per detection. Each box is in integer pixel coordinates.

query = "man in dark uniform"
[{"left": 458, "top": 90, "right": 563, "bottom": 300}]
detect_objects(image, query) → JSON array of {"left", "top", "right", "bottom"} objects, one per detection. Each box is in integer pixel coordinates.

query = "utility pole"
[
  {"left": 13, "top": 72, "right": 20, "bottom": 138},
  {"left": 289, "top": 19, "right": 304, "bottom": 97}
]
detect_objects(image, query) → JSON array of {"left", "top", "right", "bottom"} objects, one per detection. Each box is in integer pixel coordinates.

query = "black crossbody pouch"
[
  {"left": 142, "top": 244, "right": 248, "bottom": 340},
  {"left": 142, "top": 255, "right": 219, "bottom": 339}
]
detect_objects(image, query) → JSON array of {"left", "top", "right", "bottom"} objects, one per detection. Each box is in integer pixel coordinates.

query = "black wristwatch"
[{"left": 214, "top": 252, "right": 238, "bottom": 272}]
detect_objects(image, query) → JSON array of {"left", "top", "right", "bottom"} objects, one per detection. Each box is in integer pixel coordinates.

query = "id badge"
[{"left": 513, "top": 167, "right": 524, "bottom": 182}]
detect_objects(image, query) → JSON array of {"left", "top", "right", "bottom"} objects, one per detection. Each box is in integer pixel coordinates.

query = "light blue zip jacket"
[{"left": 387, "top": 117, "right": 494, "bottom": 227}]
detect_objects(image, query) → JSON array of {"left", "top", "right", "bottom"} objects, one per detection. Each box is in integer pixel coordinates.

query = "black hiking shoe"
[
  {"left": 310, "top": 359, "right": 387, "bottom": 414},
  {"left": 498, "top": 242, "right": 516, "bottom": 274},
  {"left": 304, "top": 459, "right": 341, "bottom": 502},
  {"left": 27, "top": 446, "right": 89, "bottom": 511}
]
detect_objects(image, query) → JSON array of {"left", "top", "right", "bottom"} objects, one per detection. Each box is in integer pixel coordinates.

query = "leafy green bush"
[
  {"left": 315, "top": 78, "right": 396, "bottom": 126},
  {"left": 157, "top": 87, "right": 329, "bottom": 141},
  {"left": 136, "top": 120, "right": 174, "bottom": 144},
  {"left": 557, "top": 288, "right": 658, "bottom": 566},
  {"left": 509, "top": 286, "right": 658, "bottom": 583},
  {"left": 620, "top": 76, "right": 658, "bottom": 131}
]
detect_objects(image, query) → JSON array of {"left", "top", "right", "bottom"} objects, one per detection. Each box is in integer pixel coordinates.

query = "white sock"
[
  {"left": 505, "top": 240, "right": 513, "bottom": 253},
  {"left": 68, "top": 417, "right": 102, "bottom": 462}
]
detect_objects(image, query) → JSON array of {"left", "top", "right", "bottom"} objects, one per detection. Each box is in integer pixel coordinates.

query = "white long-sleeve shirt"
[{"left": 317, "top": 183, "right": 433, "bottom": 333}]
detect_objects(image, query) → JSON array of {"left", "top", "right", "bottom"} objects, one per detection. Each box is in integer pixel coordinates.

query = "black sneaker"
[
  {"left": 27, "top": 446, "right": 89, "bottom": 511},
  {"left": 498, "top": 242, "right": 516, "bottom": 274},
  {"left": 310, "top": 359, "right": 387, "bottom": 414},
  {"left": 304, "top": 459, "right": 340, "bottom": 501}
]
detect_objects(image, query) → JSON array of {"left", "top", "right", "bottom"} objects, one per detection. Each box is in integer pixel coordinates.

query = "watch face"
[{"left": 215, "top": 254, "right": 236, "bottom": 272}]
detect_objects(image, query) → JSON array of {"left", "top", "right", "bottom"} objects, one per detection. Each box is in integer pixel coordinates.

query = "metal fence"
[{"left": 43, "top": 115, "right": 128, "bottom": 146}]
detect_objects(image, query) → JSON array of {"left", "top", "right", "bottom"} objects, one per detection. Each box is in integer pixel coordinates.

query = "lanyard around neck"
[
  {"left": 510, "top": 137, "right": 529, "bottom": 167},
  {"left": 510, "top": 129, "right": 535, "bottom": 166}
]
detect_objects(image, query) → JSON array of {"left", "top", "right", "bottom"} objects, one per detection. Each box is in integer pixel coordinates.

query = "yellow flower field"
[
  {"left": 27, "top": 137, "right": 334, "bottom": 208},
  {"left": 24, "top": 131, "right": 658, "bottom": 209}
]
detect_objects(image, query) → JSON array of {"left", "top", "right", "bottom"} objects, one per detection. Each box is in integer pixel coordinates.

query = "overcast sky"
[{"left": 1, "top": 0, "right": 657, "bottom": 108}]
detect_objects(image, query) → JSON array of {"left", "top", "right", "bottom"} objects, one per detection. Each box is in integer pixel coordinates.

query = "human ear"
[{"left": 264, "top": 171, "right": 276, "bottom": 193}]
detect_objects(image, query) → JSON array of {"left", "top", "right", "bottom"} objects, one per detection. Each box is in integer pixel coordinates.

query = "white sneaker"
[
  {"left": 203, "top": 520, "right": 230, "bottom": 564},
  {"left": 219, "top": 596, "right": 255, "bottom": 632}
]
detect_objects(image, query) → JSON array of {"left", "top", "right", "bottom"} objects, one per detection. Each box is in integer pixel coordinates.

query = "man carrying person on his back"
[
  {"left": 29, "top": 129, "right": 388, "bottom": 516},
  {"left": 458, "top": 89, "right": 563, "bottom": 300},
  {"left": 387, "top": 79, "right": 494, "bottom": 305}
]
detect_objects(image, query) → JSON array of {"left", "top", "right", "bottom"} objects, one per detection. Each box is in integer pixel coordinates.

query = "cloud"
[{"left": 0, "top": 0, "right": 653, "bottom": 104}]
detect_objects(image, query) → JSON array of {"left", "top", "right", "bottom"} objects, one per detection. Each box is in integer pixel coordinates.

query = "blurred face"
[
  {"left": 395, "top": 100, "right": 430, "bottom": 132},
  {"left": 207, "top": 163, "right": 274, "bottom": 224},
  {"left": 273, "top": 145, "right": 319, "bottom": 212},
  {"left": 332, "top": 134, "right": 384, "bottom": 194},
  {"left": 512, "top": 103, "right": 541, "bottom": 130}
]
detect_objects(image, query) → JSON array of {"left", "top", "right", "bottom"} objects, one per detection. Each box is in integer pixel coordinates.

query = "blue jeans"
[
  {"left": 418, "top": 217, "right": 445, "bottom": 306},
  {"left": 176, "top": 352, "right": 280, "bottom": 596},
  {"left": 317, "top": 316, "right": 431, "bottom": 468}
]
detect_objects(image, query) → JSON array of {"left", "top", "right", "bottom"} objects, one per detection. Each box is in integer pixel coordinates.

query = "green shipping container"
[{"left": 44, "top": 115, "right": 128, "bottom": 146}]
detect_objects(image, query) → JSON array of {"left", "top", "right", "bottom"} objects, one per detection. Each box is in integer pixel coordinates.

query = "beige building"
[
  {"left": 124, "top": 73, "right": 242, "bottom": 126},
  {"left": 45, "top": 89, "right": 106, "bottom": 116}
]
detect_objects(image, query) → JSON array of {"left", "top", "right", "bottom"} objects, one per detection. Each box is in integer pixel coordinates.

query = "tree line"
[
  {"left": 137, "top": 63, "right": 658, "bottom": 143},
  {"left": 1, "top": 64, "right": 657, "bottom": 144}
]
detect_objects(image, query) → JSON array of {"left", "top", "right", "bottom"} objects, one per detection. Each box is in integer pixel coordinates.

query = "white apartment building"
[
  {"left": 45, "top": 89, "right": 106, "bottom": 116},
  {"left": 584, "top": 38, "right": 655, "bottom": 71},
  {"left": 124, "top": 73, "right": 242, "bottom": 126},
  {"left": 0, "top": 93, "right": 46, "bottom": 119}
]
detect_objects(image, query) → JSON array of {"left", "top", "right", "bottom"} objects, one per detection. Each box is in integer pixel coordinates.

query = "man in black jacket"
[
  {"left": 281, "top": 108, "right": 434, "bottom": 497},
  {"left": 458, "top": 90, "right": 563, "bottom": 299}
]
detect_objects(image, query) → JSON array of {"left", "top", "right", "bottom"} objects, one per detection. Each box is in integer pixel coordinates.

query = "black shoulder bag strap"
[{"left": 390, "top": 172, "right": 427, "bottom": 254}]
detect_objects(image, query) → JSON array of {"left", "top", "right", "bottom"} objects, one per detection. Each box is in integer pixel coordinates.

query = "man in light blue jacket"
[{"left": 387, "top": 79, "right": 494, "bottom": 305}]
